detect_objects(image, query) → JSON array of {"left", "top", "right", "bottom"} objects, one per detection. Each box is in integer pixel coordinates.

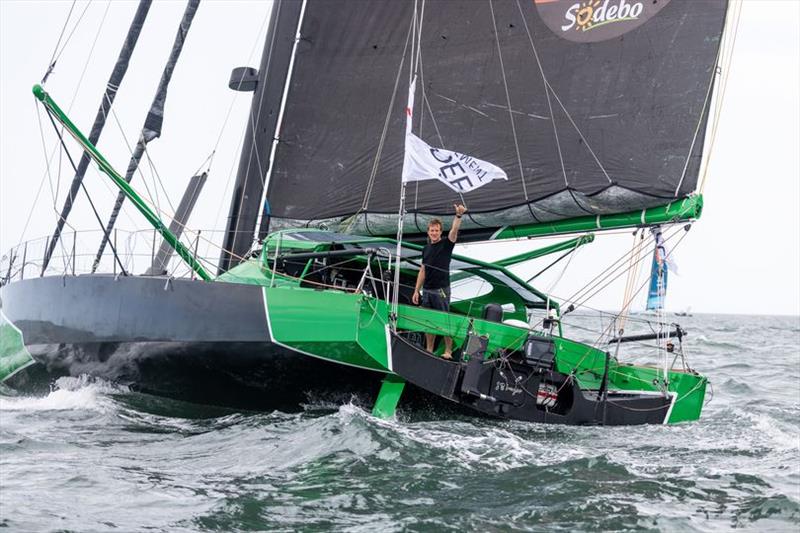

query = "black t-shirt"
[{"left": 422, "top": 238, "right": 455, "bottom": 290}]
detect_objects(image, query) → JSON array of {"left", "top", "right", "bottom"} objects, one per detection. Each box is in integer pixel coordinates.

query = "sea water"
[{"left": 1, "top": 313, "right": 798, "bottom": 532}]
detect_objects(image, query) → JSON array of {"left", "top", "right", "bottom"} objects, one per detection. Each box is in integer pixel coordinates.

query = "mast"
[
  {"left": 217, "top": 0, "right": 304, "bottom": 274},
  {"left": 92, "top": 0, "right": 201, "bottom": 272},
  {"left": 40, "top": 0, "right": 152, "bottom": 274}
]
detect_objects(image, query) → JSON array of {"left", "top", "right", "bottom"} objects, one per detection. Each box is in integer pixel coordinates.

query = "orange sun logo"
[{"left": 575, "top": 0, "right": 601, "bottom": 30}]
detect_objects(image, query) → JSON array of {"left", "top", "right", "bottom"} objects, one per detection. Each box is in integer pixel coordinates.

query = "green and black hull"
[
  {"left": 0, "top": 275, "right": 382, "bottom": 409},
  {"left": 391, "top": 334, "right": 674, "bottom": 425},
  {"left": 1, "top": 254, "right": 707, "bottom": 425}
]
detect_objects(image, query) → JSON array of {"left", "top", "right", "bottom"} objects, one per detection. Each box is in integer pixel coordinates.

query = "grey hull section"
[
  {"left": 1, "top": 274, "right": 269, "bottom": 346},
  {"left": 0, "top": 275, "right": 379, "bottom": 409}
]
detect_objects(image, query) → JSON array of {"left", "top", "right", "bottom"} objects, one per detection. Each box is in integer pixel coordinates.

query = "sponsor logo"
[
  {"left": 561, "top": 0, "right": 644, "bottom": 33},
  {"left": 534, "top": 0, "right": 671, "bottom": 43},
  {"left": 495, "top": 380, "right": 523, "bottom": 397}
]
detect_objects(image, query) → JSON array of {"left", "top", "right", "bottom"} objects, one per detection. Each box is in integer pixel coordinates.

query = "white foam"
[
  {"left": 365, "top": 410, "right": 588, "bottom": 471},
  {"left": 0, "top": 375, "right": 122, "bottom": 412}
]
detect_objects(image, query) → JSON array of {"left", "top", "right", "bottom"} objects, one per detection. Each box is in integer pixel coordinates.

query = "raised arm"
[{"left": 448, "top": 204, "right": 467, "bottom": 243}]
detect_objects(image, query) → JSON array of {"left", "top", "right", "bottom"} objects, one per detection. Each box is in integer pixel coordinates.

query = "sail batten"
[{"left": 257, "top": 0, "right": 727, "bottom": 238}]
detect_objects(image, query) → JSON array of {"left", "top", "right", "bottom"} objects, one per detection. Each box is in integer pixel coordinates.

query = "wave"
[{"left": 0, "top": 375, "right": 123, "bottom": 413}]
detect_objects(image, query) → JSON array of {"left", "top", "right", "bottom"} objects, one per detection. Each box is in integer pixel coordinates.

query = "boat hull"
[
  {"left": 0, "top": 275, "right": 381, "bottom": 409},
  {"left": 390, "top": 333, "right": 674, "bottom": 425}
]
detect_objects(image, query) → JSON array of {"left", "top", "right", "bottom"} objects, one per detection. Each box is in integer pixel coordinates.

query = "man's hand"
[
  {"left": 449, "top": 204, "right": 467, "bottom": 243},
  {"left": 413, "top": 267, "right": 425, "bottom": 305}
]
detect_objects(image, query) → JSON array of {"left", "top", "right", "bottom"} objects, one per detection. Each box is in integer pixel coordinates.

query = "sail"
[{"left": 255, "top": 0, "right": 727, "bottom": 237}]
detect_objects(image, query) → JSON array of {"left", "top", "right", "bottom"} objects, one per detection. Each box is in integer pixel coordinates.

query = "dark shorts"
[{"left": 421, "top": 287, "right": 451, "bottom": 312}]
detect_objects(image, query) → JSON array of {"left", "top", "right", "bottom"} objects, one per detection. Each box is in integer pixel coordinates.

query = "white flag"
[{"left": 401, "top": 77, "right": 507, "bottom": 194}]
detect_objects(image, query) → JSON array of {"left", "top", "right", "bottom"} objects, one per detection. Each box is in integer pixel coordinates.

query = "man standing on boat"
[{"left": 412, "top": 204, "right": 467, "bottom": 359}]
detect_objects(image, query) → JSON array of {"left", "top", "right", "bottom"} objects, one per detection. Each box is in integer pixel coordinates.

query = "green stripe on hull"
[
  {"left": 608, "top": 365, "right": 707, "bottom": 423},
  {"left": 0, "top": 311, "right": 35, "bottom": 381},
  {"left": 666, "top": 372, "right": 707, "bottom": 424},
  {"left": 263, "top": 287, "right": 390, "bottom": 371}
]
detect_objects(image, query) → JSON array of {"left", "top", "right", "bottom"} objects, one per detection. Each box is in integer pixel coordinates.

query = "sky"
[{"left": 1, "top": 0, "right": 798, "bottom": 316}]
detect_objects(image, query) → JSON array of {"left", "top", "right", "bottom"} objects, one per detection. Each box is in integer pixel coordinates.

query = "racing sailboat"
[{"left": 0, "top": 0, "right": 731, "bottom": 424}]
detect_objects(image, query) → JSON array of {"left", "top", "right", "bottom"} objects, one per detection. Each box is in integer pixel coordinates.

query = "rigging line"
[
  {"left": 106, "top": 106, "right": 170, "bottom": 219},
  {"left": 203, "top": 6, "right": 272, "bottom": 258},
  {"left": 258, "top": 0, "right": 309, "bottom": 245},
  {"left": 558, "top": 230, "right": 657, "bottom": 308},
  {"left": 89, "top": 161, "right": 140, "bottom": 229},
  {"left": 55, "top": 143, "right": 70, "bottom": 272},
  {"left": 141, "top": 139, "right": 178, "bottom": 215},
  {"left": 45, "top": 108, "right": 132, "bottom": 271},
  {"left": 489, "top": 0, "right": 529, "bottom": 201},
  {"left": 409, "top": 0, "right": 417, "bottom": 85},
  {"left": 557, "top": 262, "right": 682, "bottom": 378},
  {"left": 543, "top": 79, "right": 612, "bottom": 184},
  {"left": 525, "top": 239, "right": 582, "bottom": 284},
  {"left": 52, "top": 1, "right": 95, "bottom": 66},
  {"left": 543, "top": 237, "right": 582, "bottom": 293},
  {"left": 17, "top": 3, "right": 110, "bottom": 248},
  {"left": 16, "top": 154, "right": 50, "bottom": 248},
  {"left": 206, "top": 117, "right": 248, "bottom": 258},
  {"left": 353, "top": 13, "right": 414, "bottom": 218},
  {"left": 209, "top": 6, "right": 272, "bottom": 169},
  {"left": 674, "top": 20, "right": 729, "bottom": 197},
  {"left": 231, "top": 0, "right": 288, "bottom": 254},
  {"left": 53, "top": 107, "right": 212, "bottom": 255},
  {"left": 700, "top": 0, "right": 743, "bottom": 195},
  {"left": 570, "top": 227, "right": 678, "bottom": 309},
  {"left": 421, "top": 75, "right": 444, "bottom": 149},
  {"left": 55, "top": 127, "right": 64, "bottom": 208},
  {"left": 105, "top": 100, "right": 178, "bottom": 221},
  {"left": 415, "top": 50, "right": 467, "bottom": 210},
  {"left": 232, "top": 6, "right": 280, "bottom": 243},
  {"left": 515, "top": 0, "right": 567, "bottom": 188},
  {"left": 618, "top": 229, "right": 647, "bottom": 331},
  {"left": 41, "top": 0, "right": 77, "bottom": 84},
  {"left": 191, "top": 151, "right": 215, "bottom": 179},
  {"left": 572, "top": 226, "right": 687, "bottom": 312},
  {"left": 619, "top": 230, "right": 640, "bottom": 326},
  {"left": 700, "top": 1, "right": 742, "bottom": 194},
  {"left": 414, "top": 0, "right": 425, "bottom": 80},
  {"left": 35, "top": 105, "right": 68, "bottom": 237},
  {"left": 587, "top": 248, "right": 687, "bottom": 356},
  {"left": 61, "top": 1, "right": 111, "bottom": 125},
  {"left": 556, "top": 232, "right": 658, "bottom": 319}
]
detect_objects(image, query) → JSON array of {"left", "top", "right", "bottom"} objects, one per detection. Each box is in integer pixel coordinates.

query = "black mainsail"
[{"left": 245, "top": 0, "right": 727, "bottom": 239}]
